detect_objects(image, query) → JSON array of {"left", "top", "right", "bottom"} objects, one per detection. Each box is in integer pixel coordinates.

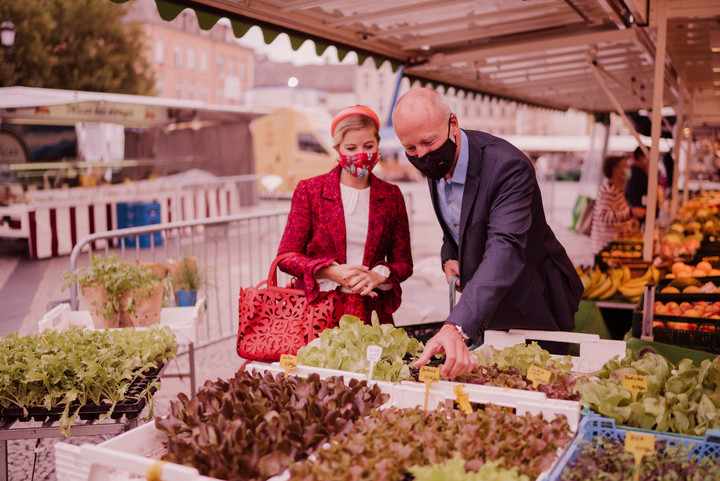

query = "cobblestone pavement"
[{"left": 0, "top": 177, "right": 589, "bottom": 480}]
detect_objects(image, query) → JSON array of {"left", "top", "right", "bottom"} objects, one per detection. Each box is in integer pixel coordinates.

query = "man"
[
  {"left": 392, "top": 88, "right": 583, "bottom": 377},
  {"left": 625, "top": 145, "right": 666, "bottom": 225},
  {"left": 625, "top": 146, "right": 650, "bottom": 222}
]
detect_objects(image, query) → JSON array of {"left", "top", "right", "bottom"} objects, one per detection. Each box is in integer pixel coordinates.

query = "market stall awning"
[
  {"left": 127, "top": 0, "right": 720, "bottom": 128},
  {"left": 0, "top": 86, "right": 270, "bottom": 127}
]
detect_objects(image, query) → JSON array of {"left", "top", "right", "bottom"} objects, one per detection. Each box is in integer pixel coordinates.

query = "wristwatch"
[{"left": 447, "top": 322, "right": 471, "bottom": 346}]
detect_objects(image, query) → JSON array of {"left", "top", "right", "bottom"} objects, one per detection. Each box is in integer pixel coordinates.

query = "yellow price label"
[
  {"left": 419, "top": 366, "right": 440, "bottom": 411},
  {"left": 279, "top": 354, "right": 297, "bottom": 377},
  {"left": 622, "top": 374, "right": 648, "bottom": 402},
  {"left": 453, "top": 385, "right": 473, "bottom": 415},
  {"left": 625, "top": 431, "right": 655, "bottom": 481},
  {"left": 419, "top": 365, "right": 440, "bottom": 383},
  {"left": 527, "top": 365, "right": 552, "bottom": 388}
]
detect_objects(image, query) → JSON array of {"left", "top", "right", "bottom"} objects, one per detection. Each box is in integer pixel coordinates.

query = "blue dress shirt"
[{"left": 435, "top": 130, "right": 469, "bottom": 245}]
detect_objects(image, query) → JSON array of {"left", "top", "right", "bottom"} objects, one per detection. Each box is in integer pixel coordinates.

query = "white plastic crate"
[
  {"left": 481, "top": 329, "right": 627, "bottom": 373},
  {"left": 416, "top": 381, "right": 580, "bottom": 432},
  {"left": 39, "top": 300, "right": 204, "bottom": 345},
  {"left": 54, "top": 422, "right": 211, "bottom": 481},
  {"left": 247, "top": 361, "right": 580, "bottom": 431},
  {"left": 55, "top": 365, "right": 576, "bottom": 481}
]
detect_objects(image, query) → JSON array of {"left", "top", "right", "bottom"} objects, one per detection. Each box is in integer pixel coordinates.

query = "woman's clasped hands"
[{"left": 318, "top": 264, "right": 387, "bottom": 297}]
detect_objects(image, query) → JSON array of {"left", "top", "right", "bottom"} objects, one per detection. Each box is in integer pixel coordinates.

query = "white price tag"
[
  {"left": 366, "top": 344, "right": 382, "bottom": 381},
  {"left": 366, "top": 345, "right": 382, "bottom": 362}
]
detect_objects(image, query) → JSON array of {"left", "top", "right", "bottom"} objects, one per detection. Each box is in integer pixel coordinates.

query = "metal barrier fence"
[
  {"left": 67, "top": 209, "right": 290, "bottom": 348},
  {"left": 171, "top": 174, "right": 259, "bottom": 221}
]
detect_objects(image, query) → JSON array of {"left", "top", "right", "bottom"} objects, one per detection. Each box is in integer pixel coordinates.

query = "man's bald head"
[{"left": 392, "top": 87, "right": 451, "bottom": 126}]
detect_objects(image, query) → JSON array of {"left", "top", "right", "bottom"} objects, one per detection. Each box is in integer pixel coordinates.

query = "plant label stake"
[
  {"left": 622, "top": 374, "right": 648, "bottom": 402},
  {"left": 527, "top": 365, "right": 551, "bottom": 389},
  {"left": 419, "top": 366, "right": 439, "bottom": 411},
  {"left": 453, "top": 385, "right": 472, "bottom": 414},
  {"left": 366, "top": 345, "right": 382, "bottom": 381},
  {"left": 624, "top": 431, "right": 654, "bottom": 481},
  {"left": 280, "top": 354, "right": 297, "bottom": 377}
]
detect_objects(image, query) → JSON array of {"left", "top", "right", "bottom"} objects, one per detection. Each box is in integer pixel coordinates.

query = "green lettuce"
[{"left": 297, "top": 314, "right": 422, "bottom": 382}]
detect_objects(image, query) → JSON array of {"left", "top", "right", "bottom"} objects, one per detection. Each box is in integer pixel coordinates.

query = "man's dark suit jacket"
[{"left": 429, "top": 130, "right": 583, "bottom": 344}]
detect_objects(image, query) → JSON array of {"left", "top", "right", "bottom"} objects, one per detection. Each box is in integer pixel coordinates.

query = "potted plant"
[
  {"left": 63, "top": 253, "right": 165, "bottom": 328},
  {"left": 168, "top": 256, "right": 203, "bottom": 307}
]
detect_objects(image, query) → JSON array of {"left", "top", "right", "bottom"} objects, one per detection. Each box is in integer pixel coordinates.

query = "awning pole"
[
  {"left": 682, "top": 90, "right": 695, "bottom": 205},
  {"left": 670, "top": 82, "right": 685, "bottom": 220},
  {"left": 643, "top": 0, "right": 668, "bottom": 263},
  {"left": 587, "top": 58, "right": 649, "bottom": 158}
]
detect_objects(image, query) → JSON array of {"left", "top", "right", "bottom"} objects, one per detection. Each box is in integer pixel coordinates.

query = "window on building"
[
  {"left": 174, "top": 44, "right": 183, "bottom": 68},
  {"left": 188, "top": 82, "right": 196, "bottom": 100},
  {"left": 175, "top": 79, "right": 183, "bottom": 99},
  {"left": 187, "top": 47, "right": 196, "bottom": 70},
  {"left": 240, "top": 60, "right": 247, "bottom": 80},
  {"left": 488, "top": 107, "right": 494, "bottom": 117},
  {"left": 201, "top": 83, "right": 209, "bottom": 102},
  {"left": 500, "top": 107, "right": 506, "bottom": 118},
  {"left": 217, "top": 55, "right": 224, "bottom": 76},
  {"left": 155, "top": 75, "right": 164, "bottom": 96},
  {"left": 298, "top": 133, "right": 328, "bottom": 154},
  {"left": 155, "top": 39, "right": 165, "bottom": 64},
  {"left": 200, "top": 50, "right": 209, "bottom": 72},
  {"left": 229, "top": 58, "right": 236, "bottom": 77}
]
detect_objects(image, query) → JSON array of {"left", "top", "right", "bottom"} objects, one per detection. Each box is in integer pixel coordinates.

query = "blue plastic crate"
[
  {"left": 115, "top": 202, "right": 162, "bottom": 248},
  {"left": 545, "top": 413, "right": 720, "bottom": 480}
]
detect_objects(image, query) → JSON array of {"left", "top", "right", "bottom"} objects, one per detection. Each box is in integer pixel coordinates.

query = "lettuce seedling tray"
[
  {"left": 481, "top": 329, "right": 627, "bottom": 374},
  {"left": 0, "top": 363, "right": 164, "bottom": 424},
  {"left": 544, "top": 413, "right": 720, "bottom": 481}
]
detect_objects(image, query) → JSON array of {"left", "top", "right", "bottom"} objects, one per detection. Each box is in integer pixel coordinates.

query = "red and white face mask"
[{"left": 336, "top": 151, "right": 380, "bottom": 180}]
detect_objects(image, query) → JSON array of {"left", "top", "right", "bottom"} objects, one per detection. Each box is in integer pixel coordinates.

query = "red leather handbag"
[{"left": 237, "top": 252, "right": 345, "bottom": 362}]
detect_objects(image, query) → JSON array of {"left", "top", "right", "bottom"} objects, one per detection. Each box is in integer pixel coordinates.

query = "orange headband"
[{"left": 331, "top": 105, "right": 380, "bottom": 137}]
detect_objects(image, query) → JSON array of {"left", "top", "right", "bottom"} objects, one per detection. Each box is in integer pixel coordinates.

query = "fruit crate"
[
  {"left": 544, "top": 413, "right": 720, "bottom": 481},
  {"left": 632, "top": 291, "right": 720, "bottom": 354},
  {"left": 596, "top": 258, "right": 669, "bottom": 280},
  {"left": 655, "top": 277, "right": 720, "bottom": 296}
]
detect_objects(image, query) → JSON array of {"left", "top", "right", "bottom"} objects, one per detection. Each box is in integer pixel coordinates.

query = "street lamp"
[{"left": 1, "top": 19, "right": 14, "bottom": 55}]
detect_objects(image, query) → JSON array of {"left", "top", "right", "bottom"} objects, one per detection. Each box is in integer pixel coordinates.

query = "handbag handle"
[{"left": 268, "top": 252, "right": 304, "bottom": 293}]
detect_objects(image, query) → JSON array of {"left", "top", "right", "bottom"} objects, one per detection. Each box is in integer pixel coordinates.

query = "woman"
[
  {"left": 277, "top": 105, "right": 413, "bottom": 324},
  {"left": 591, "top": 155, "right": 636, "bottom": 254}
]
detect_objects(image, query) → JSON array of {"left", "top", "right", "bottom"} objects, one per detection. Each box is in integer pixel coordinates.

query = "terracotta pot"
[
  {"left": 80, "top": 285, "right": 121, "bottom": 329},
  {"left": 119, "top": 283, "right": 164, "bottom": 328}
]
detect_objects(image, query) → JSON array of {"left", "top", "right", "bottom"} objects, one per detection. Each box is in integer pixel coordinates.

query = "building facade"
[{"left": 125, "top": 0, "right": 254, "bottom": 105}]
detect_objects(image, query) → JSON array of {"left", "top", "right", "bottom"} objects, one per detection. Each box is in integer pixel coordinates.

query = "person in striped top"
[{"left": 590, "top": 155, "right": 637, "bottom": 254}]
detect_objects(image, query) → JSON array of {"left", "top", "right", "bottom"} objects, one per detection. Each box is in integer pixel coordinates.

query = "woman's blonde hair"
[{"left": 332, "top": 115, "right": 380, "bottom": 148}]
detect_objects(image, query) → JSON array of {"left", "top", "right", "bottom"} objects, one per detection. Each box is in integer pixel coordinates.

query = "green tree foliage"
[{"left": 0, "top": 0, "right": 155, "bottom": 94}]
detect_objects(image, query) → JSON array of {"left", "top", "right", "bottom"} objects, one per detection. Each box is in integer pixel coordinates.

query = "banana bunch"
[
  {"left": 616, "top": 265, "right": 660, "bottom": 303},
  {"left": 578, "top": 264, "right": 661, "bottom": 303},
  {"left": 579, "top": 265, "right": 625, "bottom": 300}
]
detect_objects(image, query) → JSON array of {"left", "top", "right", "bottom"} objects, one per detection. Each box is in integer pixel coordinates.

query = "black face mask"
[{"left": 406, "top": 116, "right": 457, "bottom": 180}]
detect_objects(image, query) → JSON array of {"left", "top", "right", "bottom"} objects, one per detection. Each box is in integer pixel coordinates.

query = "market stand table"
[
  {"left": 0, "top": 300, "right": 203, "bottom": 481},
  {"left": 0, "top": 363, "right": 165, "bottom": 481}
]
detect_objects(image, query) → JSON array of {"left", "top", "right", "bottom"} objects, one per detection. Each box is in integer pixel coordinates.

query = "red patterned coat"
[{"left": 277, "top": 166, "right": 413, "bottom": 324}]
